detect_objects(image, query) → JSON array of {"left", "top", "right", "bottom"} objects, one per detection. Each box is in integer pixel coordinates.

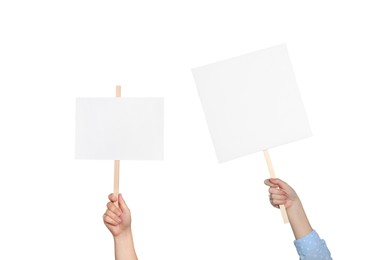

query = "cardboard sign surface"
[
  {"left": 192, "top": 44, "right": 311, "bottom": 163},
  {"left": 75, "top": 97, "right": 163, "bottom": 160}
]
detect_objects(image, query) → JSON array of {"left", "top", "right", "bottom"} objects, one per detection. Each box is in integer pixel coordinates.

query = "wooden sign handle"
[
  {"left": 114, "top": 85, "right": 121, "bottom": 206},
  {"left": 263, "top": 150, "right": 289, "bottom": 224}
]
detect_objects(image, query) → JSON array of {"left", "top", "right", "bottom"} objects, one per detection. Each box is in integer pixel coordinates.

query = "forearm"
[
  {"left": 114, "top": 230, "right": 138, "bottom": 260},
  {"left": 289, "top": 201, "right": 333, "bottom": 259},
  {"left": 286, "top": 199, "right": 312, "bottom": 240}
]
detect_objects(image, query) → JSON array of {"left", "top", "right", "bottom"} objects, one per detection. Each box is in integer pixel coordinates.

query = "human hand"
[
  {"left": 264, "top": 178, "right": 300, "bottom": 209},
  {"left": 103, "top": 193, "right": 132, "bottom": 238}
]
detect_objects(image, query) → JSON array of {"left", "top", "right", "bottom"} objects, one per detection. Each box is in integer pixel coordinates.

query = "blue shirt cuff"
[{"left": 294, "top": 230, "right": 332, "bottom": 259}]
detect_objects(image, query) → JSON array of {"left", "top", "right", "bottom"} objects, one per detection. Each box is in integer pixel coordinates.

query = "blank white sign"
[
  {"left": 192, "top": 44, "right": 311, "bottom": 163},
  {"left": 75, "top": 98, "right": 163, "bottom": 160}
]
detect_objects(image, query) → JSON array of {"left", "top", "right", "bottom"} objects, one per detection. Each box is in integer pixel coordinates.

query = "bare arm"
[
  {"left": 265, "top": 179, "right": 332, "bottom": 259},
  {"left": 114, "top": 231, "right": 137, "bottom": 260},
  {"left": 103, "top": 194, "right": 138, "bottom": 260},
  {"left": 264, "top": 178, "right": 312, "bottom": 239}
]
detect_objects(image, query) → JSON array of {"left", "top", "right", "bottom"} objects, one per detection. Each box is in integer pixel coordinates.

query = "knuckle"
[{"left": 107, "top": 202, "right": 111, "bottom": 208}]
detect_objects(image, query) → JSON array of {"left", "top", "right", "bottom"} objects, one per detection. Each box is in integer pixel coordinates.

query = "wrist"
[
  {"left": 286, "top": 199, "right": 313, "bottom": 240},
  {"left": 287, "top": 198, "right": 303, "bottom": 211},
  {"left": 113, "top": 228, "right": 133, "bottom": 241}
]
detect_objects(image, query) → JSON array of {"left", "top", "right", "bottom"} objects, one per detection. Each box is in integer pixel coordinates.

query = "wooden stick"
[
  {"left": 114, "top": 85, "right": 121, "bottom": 206},
  {"left": 116, "top": 84, "right": 121, "bottom": 97},
  {"left": 263, "top": 150, "right": 289, "bottom": 224},
  {"left": 114, "top": 160, "right": 120, "bottom": 205}
]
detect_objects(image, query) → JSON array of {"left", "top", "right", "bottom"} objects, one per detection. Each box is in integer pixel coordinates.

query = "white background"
[{"left": 1, "top": 1, "right": 389, "bottom": 259}]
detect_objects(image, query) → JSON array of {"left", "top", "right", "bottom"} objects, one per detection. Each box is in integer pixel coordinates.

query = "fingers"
[
  {"left": 103, "top": 214, "right": 117, "bottom": 226},
  {"left": 268, "top": 187, "right": 286, "bottom": 196},
  {"left": 108, "top": 193, "right": 118, "bottom": 203},
  {"left": 104, "top": 194, "right": 123, "bottom": 226},
  {"left": 107, "top": 200, "right": 122, "bottom": 214},
  {"left": 103, "top": 194, "right": 124, "bottom": 229},
  {"left": 268, "top": 186, "right": 287, "bottom": 206},
  {"left": 106, "top": 208, "right": 121, "bottom": 222},
  {"left": 103, "top": 209, "right": 122, "bottom": 225},
  {"left": 269, "top": 193, "right": 288, "bottom": 208},
  {"left": 264, "top": 178, "right": 278, "bottom": 188},
  {"left": 265, "top": 179, "right": 289, "bottom": 208}
]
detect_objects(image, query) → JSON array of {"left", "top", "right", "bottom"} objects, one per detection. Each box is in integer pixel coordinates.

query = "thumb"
[
  {"left": 270, "top": 178, "right": 290, "bottom": 191},
  {"left": 118, "top": 194, "right": 130, "bottom": 213}
]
